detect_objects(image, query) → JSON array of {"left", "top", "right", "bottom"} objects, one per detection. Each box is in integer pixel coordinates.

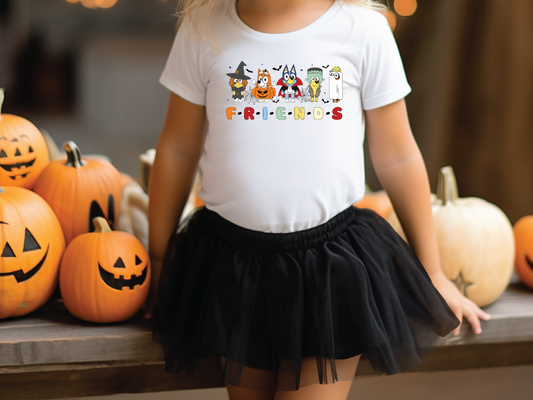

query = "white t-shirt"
[{"left": 160, "top": 0, "right": 411, "bottom": 233}]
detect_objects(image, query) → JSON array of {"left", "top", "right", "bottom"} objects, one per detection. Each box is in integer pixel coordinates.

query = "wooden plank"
[
  {"left": 0, "top": 361, "right": 224, "bottom": 400},
  {"left": 3, "top": 341, "right": 533, "bottom": 400},
  {"left": 1, "top": 279, "right": 533, "bottom": 370},
  {"left": 0, "top": 299, "right": 164, "bottom": 367}
]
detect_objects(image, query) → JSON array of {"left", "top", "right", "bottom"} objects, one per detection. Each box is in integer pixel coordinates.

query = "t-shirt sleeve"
[
  {"left": 160, "top": 23, "right": 206, "bottom": 106},
  {"left": 360, "top": 14, "right": 411, "bottom": 110}
]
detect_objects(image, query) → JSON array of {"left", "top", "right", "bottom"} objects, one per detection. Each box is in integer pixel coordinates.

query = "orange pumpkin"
[
  {"left": 195, "top": 195, "right": 205, "bottom": 208},
  {"left": 33, "top": 141, "right": 122, "bottom": 244},
  {"left": 354, "top": 185, "right": 393, "bottom": 218},
  {"left": 513, "top": 216, "right": 533, "bottom": 289},
  {"left": 60, "top": 217, "right": 151, "bottom": 323},
  {"left": 0, "top": 186, "right": 65, "bottom": 318},
  {"left": 0, "top": 89, "right": 49, "bottom": 188}
]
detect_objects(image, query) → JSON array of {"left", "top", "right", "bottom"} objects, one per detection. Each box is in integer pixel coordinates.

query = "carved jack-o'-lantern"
[
  {"left": 513, "top": 216, "right": 533, "bottom": 290},
  {"left": 60, "top": 217, "right": 150, "bottom": 323},
  {"left": 0, "top": 89, "right": 49, "bottom": 188},
  {"left": 33, "top": 141, "right": 122, "bottom": 244},
  {"left": 0, "top": 187, "right": 65, "bottom": 319}
]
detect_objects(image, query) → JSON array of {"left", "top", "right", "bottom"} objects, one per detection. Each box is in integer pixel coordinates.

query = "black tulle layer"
[{"left": 151, "top": 206, "right": 460, "bottom": 391}]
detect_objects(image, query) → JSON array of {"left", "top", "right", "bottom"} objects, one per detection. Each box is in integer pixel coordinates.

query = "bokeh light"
[
  {"left": 70, "top": 0, "right": 119, "bottom": 9},
  {"left": 95, "top": 0, "right": 118, "bottom": 8},
  {"left": 81, "top": 0, "right": 98, "bottom": 8},
  {"left": 394, "top": 0, "right": 417, "bottom": 17}
]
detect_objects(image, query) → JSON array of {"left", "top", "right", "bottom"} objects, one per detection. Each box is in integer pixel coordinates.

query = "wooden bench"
[{"left": 1, "top": 275, "right": 533, "bottom": 399}]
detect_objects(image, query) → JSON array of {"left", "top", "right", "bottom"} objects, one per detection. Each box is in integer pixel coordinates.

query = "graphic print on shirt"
[
  {"left": 329, "top": 66, "right": 343, "bottom": 103},
  {"left": 227, "top": 61, "right": 251, "bottom": 102},
  {"left": 225, "top": 61, "right": 343, "bottom": 120},
  {"left": 305, "top": 67, "right": 323, "bottom": 102},
  {"left": 251, "top": 69, "right": 277, "bottom": 102},
  {"left": 277, "top": 65, "right": 303, "bottom": 103}
]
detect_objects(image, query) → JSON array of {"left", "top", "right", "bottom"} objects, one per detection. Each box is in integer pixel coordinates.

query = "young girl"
[{"left": 144, "top": 0, "right": 491, "bottom": 399}]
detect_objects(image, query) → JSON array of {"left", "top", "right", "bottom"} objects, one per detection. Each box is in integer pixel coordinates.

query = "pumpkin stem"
[
  {"left": 0, "top": 187, "right": 3, "bottom": 194},
  {"left": 93, "top": 217, "right": 112, "bottom": 233},
  {"left": 0, "top": 88, "right": 4, "bottom": 120},
  {"left": 437, "top": 166, "right": 459, "bottom": 205},
  {"left": 64, "top": 141, "right": 86, "bottom": 168}
]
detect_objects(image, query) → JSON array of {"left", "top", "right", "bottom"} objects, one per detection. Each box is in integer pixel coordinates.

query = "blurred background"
[
  {"left": 2, "top": 0, "right": 533, "bottom": 223},
  {"left": 0, "top": 0, "right": 178, "bottom": 177},
  {"left": 2, "top": 1, "right": 533, "bottom": 399}
]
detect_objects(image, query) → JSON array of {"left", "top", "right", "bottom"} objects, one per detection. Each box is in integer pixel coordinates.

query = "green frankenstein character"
[{"left": 306, "top": 67, "right": 323, "bottom": 102}]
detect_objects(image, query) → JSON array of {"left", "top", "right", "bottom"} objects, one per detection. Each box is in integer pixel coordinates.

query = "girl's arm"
[
  {"left": 144, "top": 92, "right": 206, "bottom": 319},
  {"left": 365, "top": 99, "right": 490, "bottom": 335}
]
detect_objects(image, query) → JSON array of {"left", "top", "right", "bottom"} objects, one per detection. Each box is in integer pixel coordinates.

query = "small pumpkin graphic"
[
  {"left": 60, "top": 217, "right": 150, "bottom": 323},
  {"left": 0, "top": 186, "right": 65, "bottom": 319},
  {"left": 513, "top": 216, "right": 533, "bottom": 290},
  {"left": 33, "top": 141, "right": 122, "bottom": 244},
  {"left": 386, "top": 166, "right": 514, "bottom": 307},
  {"left": 0, "top": 89, "right": 49, "bottom": 188}
]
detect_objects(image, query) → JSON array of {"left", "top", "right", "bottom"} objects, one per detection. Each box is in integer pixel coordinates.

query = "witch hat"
[{"left": 227, "top": 61, "right": 251, "bottom": 80}]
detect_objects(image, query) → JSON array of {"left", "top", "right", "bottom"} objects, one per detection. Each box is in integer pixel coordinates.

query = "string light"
[{"left": 393, "top": 0, "right": 417, "bottom": 17}]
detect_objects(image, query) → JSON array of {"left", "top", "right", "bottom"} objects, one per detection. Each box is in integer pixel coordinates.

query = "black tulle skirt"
[{"left": 151, "top": 206, "right": 460, "bottom": 391}]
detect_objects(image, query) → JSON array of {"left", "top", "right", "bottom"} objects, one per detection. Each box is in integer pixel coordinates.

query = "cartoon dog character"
[
  {"left": 277, "top": 65, "right": 303, "bottom": 103},
  {"left": 306, "top": 67, "right": 323, "bottom": 102},
  {"left": 251, "top": 69, "right": 277, "bottom": 102},
  {"left": 227, "top": 61, "right": 251, "bottom": 102}
]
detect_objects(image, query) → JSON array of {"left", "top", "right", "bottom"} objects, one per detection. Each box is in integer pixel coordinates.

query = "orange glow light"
[
  {"left": 65, "top": 0, "right": 80, "bottom": 3},
  {"left": 394, "top": 0, "right": 417, "bottom": 17},
  {"left": 96, "top": 0, "right": 118, "bottom": 8},
  {"left": 81, "top": 0, "right": 98, "bottom": 8}
]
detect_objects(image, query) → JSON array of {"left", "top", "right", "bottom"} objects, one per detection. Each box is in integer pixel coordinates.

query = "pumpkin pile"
[{"left": 0, "top": 89, "right": 150, "bottom": 322}]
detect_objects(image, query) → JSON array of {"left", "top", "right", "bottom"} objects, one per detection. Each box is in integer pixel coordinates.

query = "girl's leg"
[
  {"left": 274, "top": 355, "right": 361, "bottom": 400},
  {"left": 220, "top": 356, "right": 276, "bottom": 400}
]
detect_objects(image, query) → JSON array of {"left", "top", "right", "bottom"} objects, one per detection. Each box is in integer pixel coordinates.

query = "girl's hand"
[{"left": 430, "top": 271, "right": 491, "bottom": 336}]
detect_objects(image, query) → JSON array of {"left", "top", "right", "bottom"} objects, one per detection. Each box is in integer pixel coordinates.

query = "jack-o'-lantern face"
[
  {"left": 0, "top": 187, "right": 65, "bottom": 319},
  {"left": 256, "top": 89, "right": 269, "bottom": 99},
  {"left": 0, "top": 117, "right": 49, "bottom": 189},
  {"left": 98, "top": 254, "right": 148, "bottom": 291},
  {"left": 0, "top": 224, "right": 49, "bottom": 283},
  {"left": 0, "top": 135, "right": 37, "bottom": 181},
  {"left": 59, "top": 217, "right": 151, "bottom": 323}
]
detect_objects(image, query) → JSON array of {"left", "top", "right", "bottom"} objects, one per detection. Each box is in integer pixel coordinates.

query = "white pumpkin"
[{"left": 386, "top": 166, "right": 514, "bottom": 307}]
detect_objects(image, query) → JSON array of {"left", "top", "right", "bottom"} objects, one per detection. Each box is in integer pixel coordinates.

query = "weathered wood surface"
[{"left": 0, "top": 275, "right": 533, "bottom": 399}]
